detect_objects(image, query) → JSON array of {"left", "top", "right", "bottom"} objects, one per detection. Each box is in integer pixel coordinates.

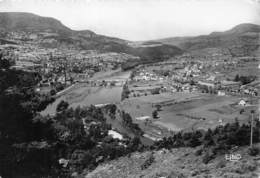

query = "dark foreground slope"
[{"left": 84, "top": 145, "right": 260, "bottom": 178}]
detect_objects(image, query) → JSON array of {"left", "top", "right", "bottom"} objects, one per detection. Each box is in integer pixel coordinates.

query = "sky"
[{"left": 0, "top": 0, "right": 259, "bottom": 41}]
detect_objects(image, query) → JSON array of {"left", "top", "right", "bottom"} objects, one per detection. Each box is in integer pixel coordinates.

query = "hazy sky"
[{"left": 0, "top": 0, "right": 259, "bottom": 41}]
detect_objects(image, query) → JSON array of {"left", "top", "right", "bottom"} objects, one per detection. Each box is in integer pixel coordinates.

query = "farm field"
[
  {"left": 119, "top": 92, "right": 257, "bottom": 132},
  {"left": 42, "top": 85, "right": 123, "bottom": 115},
  {"left": 223, "top": 59, "right": 260, "bottom": 79},
  {"left": 42, "top": 70, "right": 131, "bottom": 115}
]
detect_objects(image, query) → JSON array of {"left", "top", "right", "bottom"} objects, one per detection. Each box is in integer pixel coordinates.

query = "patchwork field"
[
  {"left": 42, "top": 84, "right": 123, "bottom": 115},
  {"left": 42, "top": 70, "right": 131, "bottom": 116},
  {"left": 119, "top": 92, "right": 257, "bottom": 132},
  {"left": 223, "top": 59, "right": 259, "bottom": 79}
]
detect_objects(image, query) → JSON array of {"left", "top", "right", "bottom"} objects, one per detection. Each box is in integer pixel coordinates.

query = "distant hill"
[
  {"left": 0, "top": 12, "right": 183, "bottom": 64},
  {"left": 121, "top": 44, "right": 183, "bottom": 70},
  {"left": 151, "top": 23, "right": 260, "bottom": 57},
  {"left": 0, "top": 12, "right": 129, "bottom": 47},
  {"left": 0, "top": 13, "right": 259, "bottom": 58},
  {"left": 0, "top": 12, "right": 71, "bottom": 34}
]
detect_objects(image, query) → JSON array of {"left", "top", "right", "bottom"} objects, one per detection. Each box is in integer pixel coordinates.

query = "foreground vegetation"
[
  {"left": 154, "top": 118, "right": 260, "bottom": 163},
  {"left": 0, "top": 55, "right": 143, "bottom": 177},
  {"left": 85, "top": 144, "right": 260, "bottom": 178}
]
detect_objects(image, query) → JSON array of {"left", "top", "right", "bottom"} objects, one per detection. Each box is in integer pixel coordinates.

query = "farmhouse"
[
  {"left": 238, "top": 99, "right": 247, "bottom": 106},
  {"left": 198, "top": 81, "right": 215, "bottom": 88},
  {"left": 217, "top": 90, "right": 226, "bottom": 96},
  {"left": 136, "top": 116, "right": 151, "bottom": 121}
]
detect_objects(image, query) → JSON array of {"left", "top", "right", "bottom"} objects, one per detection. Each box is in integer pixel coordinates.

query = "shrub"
[
  {"left": 202, "top": 151, "right": 215, "bottom": 164},
  {"left": 188, "top": 135, "right": 201, "bottom": 147},
  {"left": 195, "top": 148, "right": 203, "bottom": 156},
  {"left": 56, "top": 100, "right": 69, "bottom": 112},
  {"left": 152, "top": 110, "right": 158, "bottom": 119},
  {"left": 155, "top": 104, "right": 162, "bottom": 111},
  {"left": 241, "top": 161, "right": 257, "bottom": 172},
  {"left": 167, "top": 171, "right": 186, "bottom": 178},
  {"left": 50, "top": 89, "right": 57, "bottom": 96},
  {"left": 216, "top": 160, "right": 226, "bottom": 169},
  {"left": 248, "top": 147, "right": 259, "bottom": 156},
  {"left": 141, "top": 154, "right": 155, "bottom": 170}
]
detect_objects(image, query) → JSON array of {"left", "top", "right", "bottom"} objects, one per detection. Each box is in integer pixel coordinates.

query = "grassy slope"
[{"left": 84, "top": 144, "right": 260, "bottom": 178}]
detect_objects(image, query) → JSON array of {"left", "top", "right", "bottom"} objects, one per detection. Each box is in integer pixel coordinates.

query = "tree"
[
  {"left": 234, "top": 74, "right": 240, "bottom": 82},
  {"left": 122, "top": 112, "right": 133, "bottom": 126},
  {"left": 109, "top": 104, "right": 117, "bottom": 116},
  {"left": 152, "top": 110, "right": 158, "bottom": 119},
  {"left": 56, "top": 100, "right": 69, "bottom": 112},
  {"left": 50, "top": 89, "right": 57, "bottom": 96},
  {"left": 189, "top": 134, "right": 201, "bottom": 147},
  {"left": 203, "top": 129, "right": 215, "bottom": 147},
  {"left": 128, "top": 136, "right": 141, "bottom": 152},
  {"left": 121, "top": 84, "right": 130, "bottom": 101},
  {"left": 155, "top": 104, "right": 162, "bottom": 111}
]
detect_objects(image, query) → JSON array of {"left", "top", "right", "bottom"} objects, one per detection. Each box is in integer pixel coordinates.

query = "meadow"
[{"left": 119, "top": 92, "right": 255, "bottom": 132}]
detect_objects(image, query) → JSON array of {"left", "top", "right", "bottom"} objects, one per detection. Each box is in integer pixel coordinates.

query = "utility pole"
[
  {"left": 250, "top": 110, "right": 254, "bottom": 148},
  {"left": 250, "top": 92, "right": 254, "bottom": 148},
  {"left": 62, "top": 56, "right": 68, "bottom": 85},
  {"left": 64, "top": 60, "right": 67, "bottom": 85}
]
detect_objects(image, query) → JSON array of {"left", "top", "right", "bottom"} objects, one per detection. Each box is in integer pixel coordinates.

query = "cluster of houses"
[
  {"left": 1, "top": 41, "right": 137, "bottom": 94},
  {"left": 130, "top": 54, "right": 258, "bottom": 98},
  {"left": 133, "top": 70, "right": 164, "bottom": 81}
]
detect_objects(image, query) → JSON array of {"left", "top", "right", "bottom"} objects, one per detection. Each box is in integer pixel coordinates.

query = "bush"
[
  {"left": 194, "top": 148, "right": 203, "bottom": 156},
  {"left": 141, "top": 154, "right": 155, "bottom": 170},
  {"left": 152, "top": 110, "right": 158, "bottom": 119},
  {"left": 248, "top": 147, "right": 259, "bottom": 156},
  {"left": 50, "top": 89, "right": 57, "bottom": 96},
  {"left": 56, "top": 100, "right": 69, "bottom": 112},
  {"left": 155, "top": 104, "right": 162, "bottom": 111},
  {"left": 167, "top": 171, "right": 186, "bottom": 178},
  {"left": 241, "top": 161, "right": 257, "bottom": 172},
  {"left": 216, "top": 160, "right": 226, "bottom": 169},
  {"left": 202, "top": 151, "right": 215, "bottom": 164},
  {"left": 188, "top": 135, "right": 201, "bottom": 147}
]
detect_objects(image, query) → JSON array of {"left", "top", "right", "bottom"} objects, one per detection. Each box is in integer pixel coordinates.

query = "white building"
[
  {"left": 108, "top": 130, "right": 123, "bottom": 140},
  {"left": 238, "top": 99, "right": 247, "bottom": 106}
]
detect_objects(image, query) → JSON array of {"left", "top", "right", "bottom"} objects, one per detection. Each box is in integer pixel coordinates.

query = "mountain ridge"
[
  {"left": 0, "top": 12, "right": 184, "bottom": 65},
  {"left": 0, "top": 12, "right": 259, "bottom": 59},
  {"left": 0, "top": 12, "right": 71, "bottom": 34},
  {"left": 149, "top": 23, "right": 260, "bottom": 57},
  {"left": 0, "top": 12, "right": 129, "bottom": 44}
]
